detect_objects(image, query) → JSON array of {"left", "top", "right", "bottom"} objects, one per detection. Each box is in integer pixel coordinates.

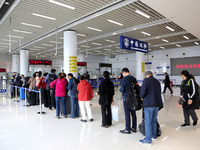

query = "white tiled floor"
[{"left": 0, "top": 87, "right": 200, "bottom": 150}]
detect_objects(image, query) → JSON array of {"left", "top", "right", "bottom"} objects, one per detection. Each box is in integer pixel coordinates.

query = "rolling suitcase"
[{"left": 28, "top": 92, "right": 36, "bottom": 105}]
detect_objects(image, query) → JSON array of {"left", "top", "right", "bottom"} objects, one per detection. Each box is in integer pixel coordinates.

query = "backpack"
[
  {"left": 187, "top": 78, "right": 200, "bottom": 104},
  {"left": 72, "top": 78, "right": 79, "bottom": 98},
  {"left": 125, "top": 77, "right": 143, "bottom": 111},
  {"left": 46, "top": 74, "right": 57, "bottom": 90}
]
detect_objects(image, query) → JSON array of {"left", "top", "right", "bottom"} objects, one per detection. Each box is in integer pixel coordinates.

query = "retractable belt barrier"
[{"left": 10, "top": 85, "right": 46, "bottom": 115}]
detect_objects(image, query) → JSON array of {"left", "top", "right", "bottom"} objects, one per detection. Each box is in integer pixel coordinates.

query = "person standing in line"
[
  {"left": 163, "top": 72, "right": 173, "bottom": 94},
  {"left": 95, "top": 71, "right": 115, "bottom": 128},
  {"left": 21, "top": 75, "right": 25, "bottom": 87},
  {"left": 38, "top": 73, "right": 48, "bottom": 108},
  {"left": 45, "top": 69, "right": 58, "bottom": 110},
  {"left": 28, "top": 73, "right": 36, "bottom": 105},
  {"left": 180, "top": 70, "right": 199, "bottom": 127},
  {"left": 119, "top": 68, "right": 137, "bottom": 134},
  {"left": 139, "top": 71, "right": 163, "bottom": 145},
  {"left": 77, "top": 75, "right": 93, "bottom": 122},
  {"left": 50, "top": 73, "right": 68, "bottom": 119},
  {"left": 67, "top": 73, "right": 80, "bottom": 118},
  {"left": 35, "top": 72, "right": 42, "bottom": 104}
]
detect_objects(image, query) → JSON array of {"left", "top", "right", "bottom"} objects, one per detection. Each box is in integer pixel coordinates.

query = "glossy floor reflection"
[{"left": 0, "top": 87, "right": 200, "bottom": 150}]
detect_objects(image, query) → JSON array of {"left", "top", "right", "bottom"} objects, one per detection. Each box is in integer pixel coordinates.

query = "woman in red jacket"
[{"left": 77, "top": 75, "right": 93, "bottom": 122}]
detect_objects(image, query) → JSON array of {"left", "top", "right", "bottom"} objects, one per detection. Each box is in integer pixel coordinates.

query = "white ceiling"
[{"left": 0, "top": 0, "right": 199, "bottom": 59}]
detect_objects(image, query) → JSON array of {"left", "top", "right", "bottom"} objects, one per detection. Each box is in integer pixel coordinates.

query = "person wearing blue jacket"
[
  {"left": 139, "top": 71, "right": 163, "bottom": 145},
  {"left": 119, "top": 68, "right": 137, "bottom": 134}
]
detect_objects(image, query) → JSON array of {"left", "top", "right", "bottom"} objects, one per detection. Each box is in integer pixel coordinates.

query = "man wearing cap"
[{"left": 139, "top": 71, "right": 163, "bottom": 145}]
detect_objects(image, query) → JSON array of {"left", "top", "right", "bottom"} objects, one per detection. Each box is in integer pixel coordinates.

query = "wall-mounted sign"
[
  {"left": 0, "top": 68, "right": 6, "bottom": 72},
  {"left": 77, "top": 62, "right": 87, "bottom": 66},
  {"left": 120, "top": 36, "right": 148, "bottom": 53},
  {"left": 29, "top": 60, "right": 52, "bottom": 65},
  {"left": 99, "top": 63, "right": 112, "bottom": 68},
  {"left": 141, "top": 62, "right": 145, "bottom": 73},
  {"left": 69, "top": 56, "right": 77, "bottom": 72}
]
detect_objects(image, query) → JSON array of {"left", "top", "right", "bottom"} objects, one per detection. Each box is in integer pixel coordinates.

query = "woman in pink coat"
[{"left": 50, "top": 73, "right": 68, "bottom": 119}]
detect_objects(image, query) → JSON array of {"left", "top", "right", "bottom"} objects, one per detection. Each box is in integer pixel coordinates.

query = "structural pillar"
[
  {"left": 63, "top": 30, "right": 77, "bottom": 77},
  {"left": 136, "top": 52, "right": 145, "bottom": 81},
  {"left": 20, "top": 50, "right": 29, "bottom": 76},
  {"left": 12, "top": 54, "right": 20, "bottom": 73}
]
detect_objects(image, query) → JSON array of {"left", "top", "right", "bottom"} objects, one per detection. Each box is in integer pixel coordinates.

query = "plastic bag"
[{"left": 111, "top": 104, "right": 120, "bottom": 122}]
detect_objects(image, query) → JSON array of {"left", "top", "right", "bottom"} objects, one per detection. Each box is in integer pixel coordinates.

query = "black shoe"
[
  {"left": 56, "top": 116, "right": 60, "bottom": 119},
  {"left": 81, "top": 119, "right": 87, "bottom": 122},
  {"left": 101, "top": 125, "right": 109, "bottom": 128},
  {"left": 181, "top": 123, "right": 190, "bottom": 127},
  {"left": 64, "top": 115, "right": 67, "bottom": 118},
  {"left": 130, "top": 128, "right": 137, "bottom": 133},
  {"left": 193, "top": 121, "right": 197, "bottom": 126},
  {"left": 119, "top": 129, "right": 130, "bottom": 134},
  {"left": 171, "top": 92, "right": 173, "bottom": 94},
  {"left": 89, "top": 119, "right": 93, "bottom": 122}
]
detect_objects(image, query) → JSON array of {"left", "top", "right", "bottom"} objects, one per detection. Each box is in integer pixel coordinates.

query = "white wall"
[{"left": 0, "top": 53, "right": 12, "bottom": 72}]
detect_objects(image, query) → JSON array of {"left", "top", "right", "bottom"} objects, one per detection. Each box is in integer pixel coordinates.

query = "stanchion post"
[
  {"left": 23, "top": 88, "right": 29, "bottom": 107},
  {"left": 14, "top": 86, "right": 20, "bottom": 102},
  {"left": 37, "top": 90, "right": 46, "bottom": 115}
]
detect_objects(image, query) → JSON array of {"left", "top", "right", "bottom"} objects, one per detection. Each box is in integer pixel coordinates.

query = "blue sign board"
[
  {"left": 120, "top": 36, "right": 148, "bottom": 53},
  {"left": 0, "top": 89, "right": 6, "bottom": 93}
]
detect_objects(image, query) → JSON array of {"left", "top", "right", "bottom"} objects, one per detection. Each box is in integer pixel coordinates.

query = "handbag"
[{"left": 178, "top": 95, "right": 186, "bottom": 105}]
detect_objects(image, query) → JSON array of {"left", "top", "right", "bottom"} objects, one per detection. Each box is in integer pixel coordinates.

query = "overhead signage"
[
  {"left": 120, "top": 36, "right": 148, "bottom": 53},
  {"left": 77, "top": 62, "right": 87, "bottom": 66},
  {"left": 99, "top": 63, "right": 112, "bottom": 68},
  {"left": 29, "top": 60, "right": 52, "bottom": 65}
]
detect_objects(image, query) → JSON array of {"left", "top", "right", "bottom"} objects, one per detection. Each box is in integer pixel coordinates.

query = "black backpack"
[
  {"left": 125, "top": 77, "right": 143, "bottom": 111},
  {"left": 46, "top": 74, "right": 57, "bottom": 90},
  {"left": 72, "top": 78, "right": 79, "bottom": 98}
]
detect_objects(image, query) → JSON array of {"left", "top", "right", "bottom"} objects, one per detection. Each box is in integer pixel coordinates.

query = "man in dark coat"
[
  {"left": 139, "top": 71, "right": 163, "bottom": 145},
  {"left": 163, "top": 72, "right": 173, "bottom": 94},
  {"left": 180, "top": 70, "right": 199, "bottom": 127},
  {"left": 119, "top": 68, "right": 138, "bottom": 134},
  {"left": 96, "top": 71, "right": 114, "bottom": 128}
]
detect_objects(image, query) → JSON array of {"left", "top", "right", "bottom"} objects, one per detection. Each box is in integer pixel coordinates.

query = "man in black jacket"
[
  {"left": 119, "top": 68, "right": 137, "bottom": 134},
  {"left": 139, "top": 71, "right": 163, "bottom": 145},
  {"left": 163, "top": 72, "right": 173, "bottom": 94}
]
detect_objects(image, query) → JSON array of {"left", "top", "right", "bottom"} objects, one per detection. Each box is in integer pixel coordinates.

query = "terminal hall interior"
[{"left": 0, "top": 0, "right": 200, "bottom": 150}]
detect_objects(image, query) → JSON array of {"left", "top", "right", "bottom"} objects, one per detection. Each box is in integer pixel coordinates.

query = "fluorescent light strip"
[
  {"left": 136, "top": 10, "right": 150, "bottom": 19},
  {"left": 7, "top": 35, "right": 24, "bottom": 39},
  {"left": 0, "top": 45, "right": 8, "bottom": 48},
  {"left": 141, "top": 31, "right": 151, "bottom": 36},
  {"left": 50, "top": 41, "right": 62, "bottom": 44},
  {"left": 107, "top": 19, "right": 123, "bottom": 26},
  {"left": 31, "top": 48, "right": 40, "bottom": 51},
  {"left": 103, "top": 54, "right": 109, "bottom": 55},
  {"left": 112, "top": 53, "right": 118, "bottom": 54},
  {"left": 21, "top": 22, "right": 42, "bottom": 28},
  {"left": 94, "top": 50, "right": 101, "bottom": 52},
  {"left": 59, "top": 37, "right": 63, "bottom": 39},
  {"left": 13, "top": 29, "right": 32, "bottom": 34},
  {"left": 160, "top": 46, "right": 165, "bottom": 49},
  {"left": 0, "top": 42, "right": 9, "bottom": 45},
  {"left": 165, "top": 26, "right": 175, "bottom": 32},
  {"left": 81, "top": 45, "right": 90, "bottom": 48},
  {"left": 92, "top": 43, "right": 102, "bottom": 46},
  {"left": 183, "top": 35, "right": 189, "bottom": 40},
  {"left": 41, "top": 44, "right": 54, "bottom": 47},
  {"left": 176, "top": 44, "right": 181, "bottom": 47},
  {"left": 34, "top": 46, "right": 46, "bottom": 49},
  {"left": 87, "top": 27, "right": 102, "bottom": 32},
  {"left": 32, "top": 13, "right": 56, "bottom": 20},
  {"left": 113, "top": 32, "right": 117, "bottom": 35},
  {"left": 104, "top": 49, "right": 111, "bottom": 50},
  {"left": 195, "top": 42, "right": 199, "bottom": 45},
  {"left": 116, "top": 47, "right": 120, "bottom": 49},
  {"left": 122, "top": 52, "right": 128, "bottom": 54},
  {"left": 105, "top": 39, "right": 115, "bottom": 43},
  {"left": 162, "top": 39, "right": 169, "bottom": 43},
  {"left": 49, "top": 0, "right": 75, "bottom": 10},
  {"left": 2, "top": 39, "right": 18, "bottom": 42},
  {"left": 77, "top": 33, "right": 86, "bottom": 37}
]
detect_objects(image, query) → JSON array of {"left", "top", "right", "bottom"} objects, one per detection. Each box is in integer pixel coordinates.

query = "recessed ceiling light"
[
  {"left": 7, "top": 35, "right": 24, "bottom": 39},
  {"left": 107, "top": 19, "right": 123, "bottom": 26},
  {"left": 160, "top": 46, "right": 165, "bottom": 49},
  {"left": 87, "top": 27, "right": 102, "bottom": 32},
  {"left": 195, "top": 42, "right": 199, "bottom": 45},
  {"left": 21, "top": 22, "right": 42, "bottom": 28},
  {"left": 176, "top": 44, "right": 181, "bottom": 47},
  {"left": 141, "top": 31, "right": 151, "bottom": 36},
  {"left": 49, "top": 41, "right": 62, "bottom": 44},
  {"left": 92, "top": 43, "right": 102, "bottom": 46},
  {"left": 31, "top": 48, "right": 40, "bottom": 51},
  {"left": 5, "top": 2, "right": 9, "bottom": 5},
  {"left": 183, "top": 35, "right": 189, "bottom": 40},
  {"left": 136, "top": 10, "right": 150, "bottom": 19},
  {"left": 105, "top": 39, "right": 115, "bottom": 43},
  {"left": 49, "top": 0, "right": 75, "bottom": 10},
  {"left": 81, "top": 45, "right": 90, "bottom": 48},
  {"left": 41, "top": 44, "right": 54, "bottom": 47},
  {"left": 148, "top": 43, "right": 151, "bottom": 45},
  {"left": 162, "top": 39, "right": 169, "bottom": 43},
  {"left": 32, "top": 13, "right": 56, "bottom": 20},
  {"left": 113, "top": 32, "right": 117, "bottom": 35},
  {"left": 165, "top": 26, "right": 175, "bottom": 32},
  {"left": 77, "top": 33, "right": 86, "bottom": 37},
  {"left": 2, "top": 39, "right": 18, "bottom": 42},
  {"left": 13, "top": 29, "right": 32, "bottom": 34},
  {"left": 156, "top": 36, "right": 160, "bottom": 39}
]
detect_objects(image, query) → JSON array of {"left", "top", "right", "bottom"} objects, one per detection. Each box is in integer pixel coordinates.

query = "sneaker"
[
  {"left": 181, "top": 123, "right": 190, "bottom": 127},
  {"left": 193, "top": 121, "right": 197, "bottom": 126},
  {"left": 89, "top": 119, "right": 93, "bottom": 122},
  {"left": 152, "top": 138, "right": 157, "bottom": 141},
  {"left": 130, "top": 128, "right": 137, "bottom": 133},
  {"left": 64, "top": 115, "right": 67, "bottom": 118},
  {"left": 101, "top": 125, "right": 109, "bottom": 128},
  {"left": 139, "top": 139, "right": 152, "bottom": 145},
  {"left": 56, "top": 116, "right": 60, "bottom": 119},
  {"left": 81, "top": 119, "right": 87, "bottom": 122},
  {"left": 119, "top": 129, "right": 130, "bottom": 134}
]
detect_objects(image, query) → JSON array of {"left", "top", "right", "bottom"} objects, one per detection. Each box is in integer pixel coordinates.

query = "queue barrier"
[{"left": 10, "top": 85, "right": 45, "bottom": 115}]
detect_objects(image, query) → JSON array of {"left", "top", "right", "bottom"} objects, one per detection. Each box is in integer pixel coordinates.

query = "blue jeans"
[
  {"left": 70, "top": 97, "right": 79, "bottom": 118},
  {"left": 123, "top": 100, "right": 137, "bottom": 130},
  {"left": 55, "top": 96, "right": 66, "bottom": 117},
  {"left": 144, "top": 107, "right": 159, "bottom": 143}
]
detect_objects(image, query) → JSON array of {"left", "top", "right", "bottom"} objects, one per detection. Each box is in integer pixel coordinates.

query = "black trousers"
[
  {"left": 41, "top": 89, "right": 48, "bottom": 107},
  {"left": 163, "top": 84, "right": 173, "bottom": 93},
  {"left": 47, "top": 90, "right": 56, "bottom": 109},
  {"left": 183, "top": 108, "right": 198, "bottom": 124},
  {"left": 101, "top": 105, "right": 112, "bottom": 126}
]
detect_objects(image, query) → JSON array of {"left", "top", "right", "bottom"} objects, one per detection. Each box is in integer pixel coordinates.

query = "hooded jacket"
[
  {"left": 77, "top": 80, "right": 93, "bottom": 101},
  {"left": 50, "top": 79, "right": 68, "bottom": 97}
]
